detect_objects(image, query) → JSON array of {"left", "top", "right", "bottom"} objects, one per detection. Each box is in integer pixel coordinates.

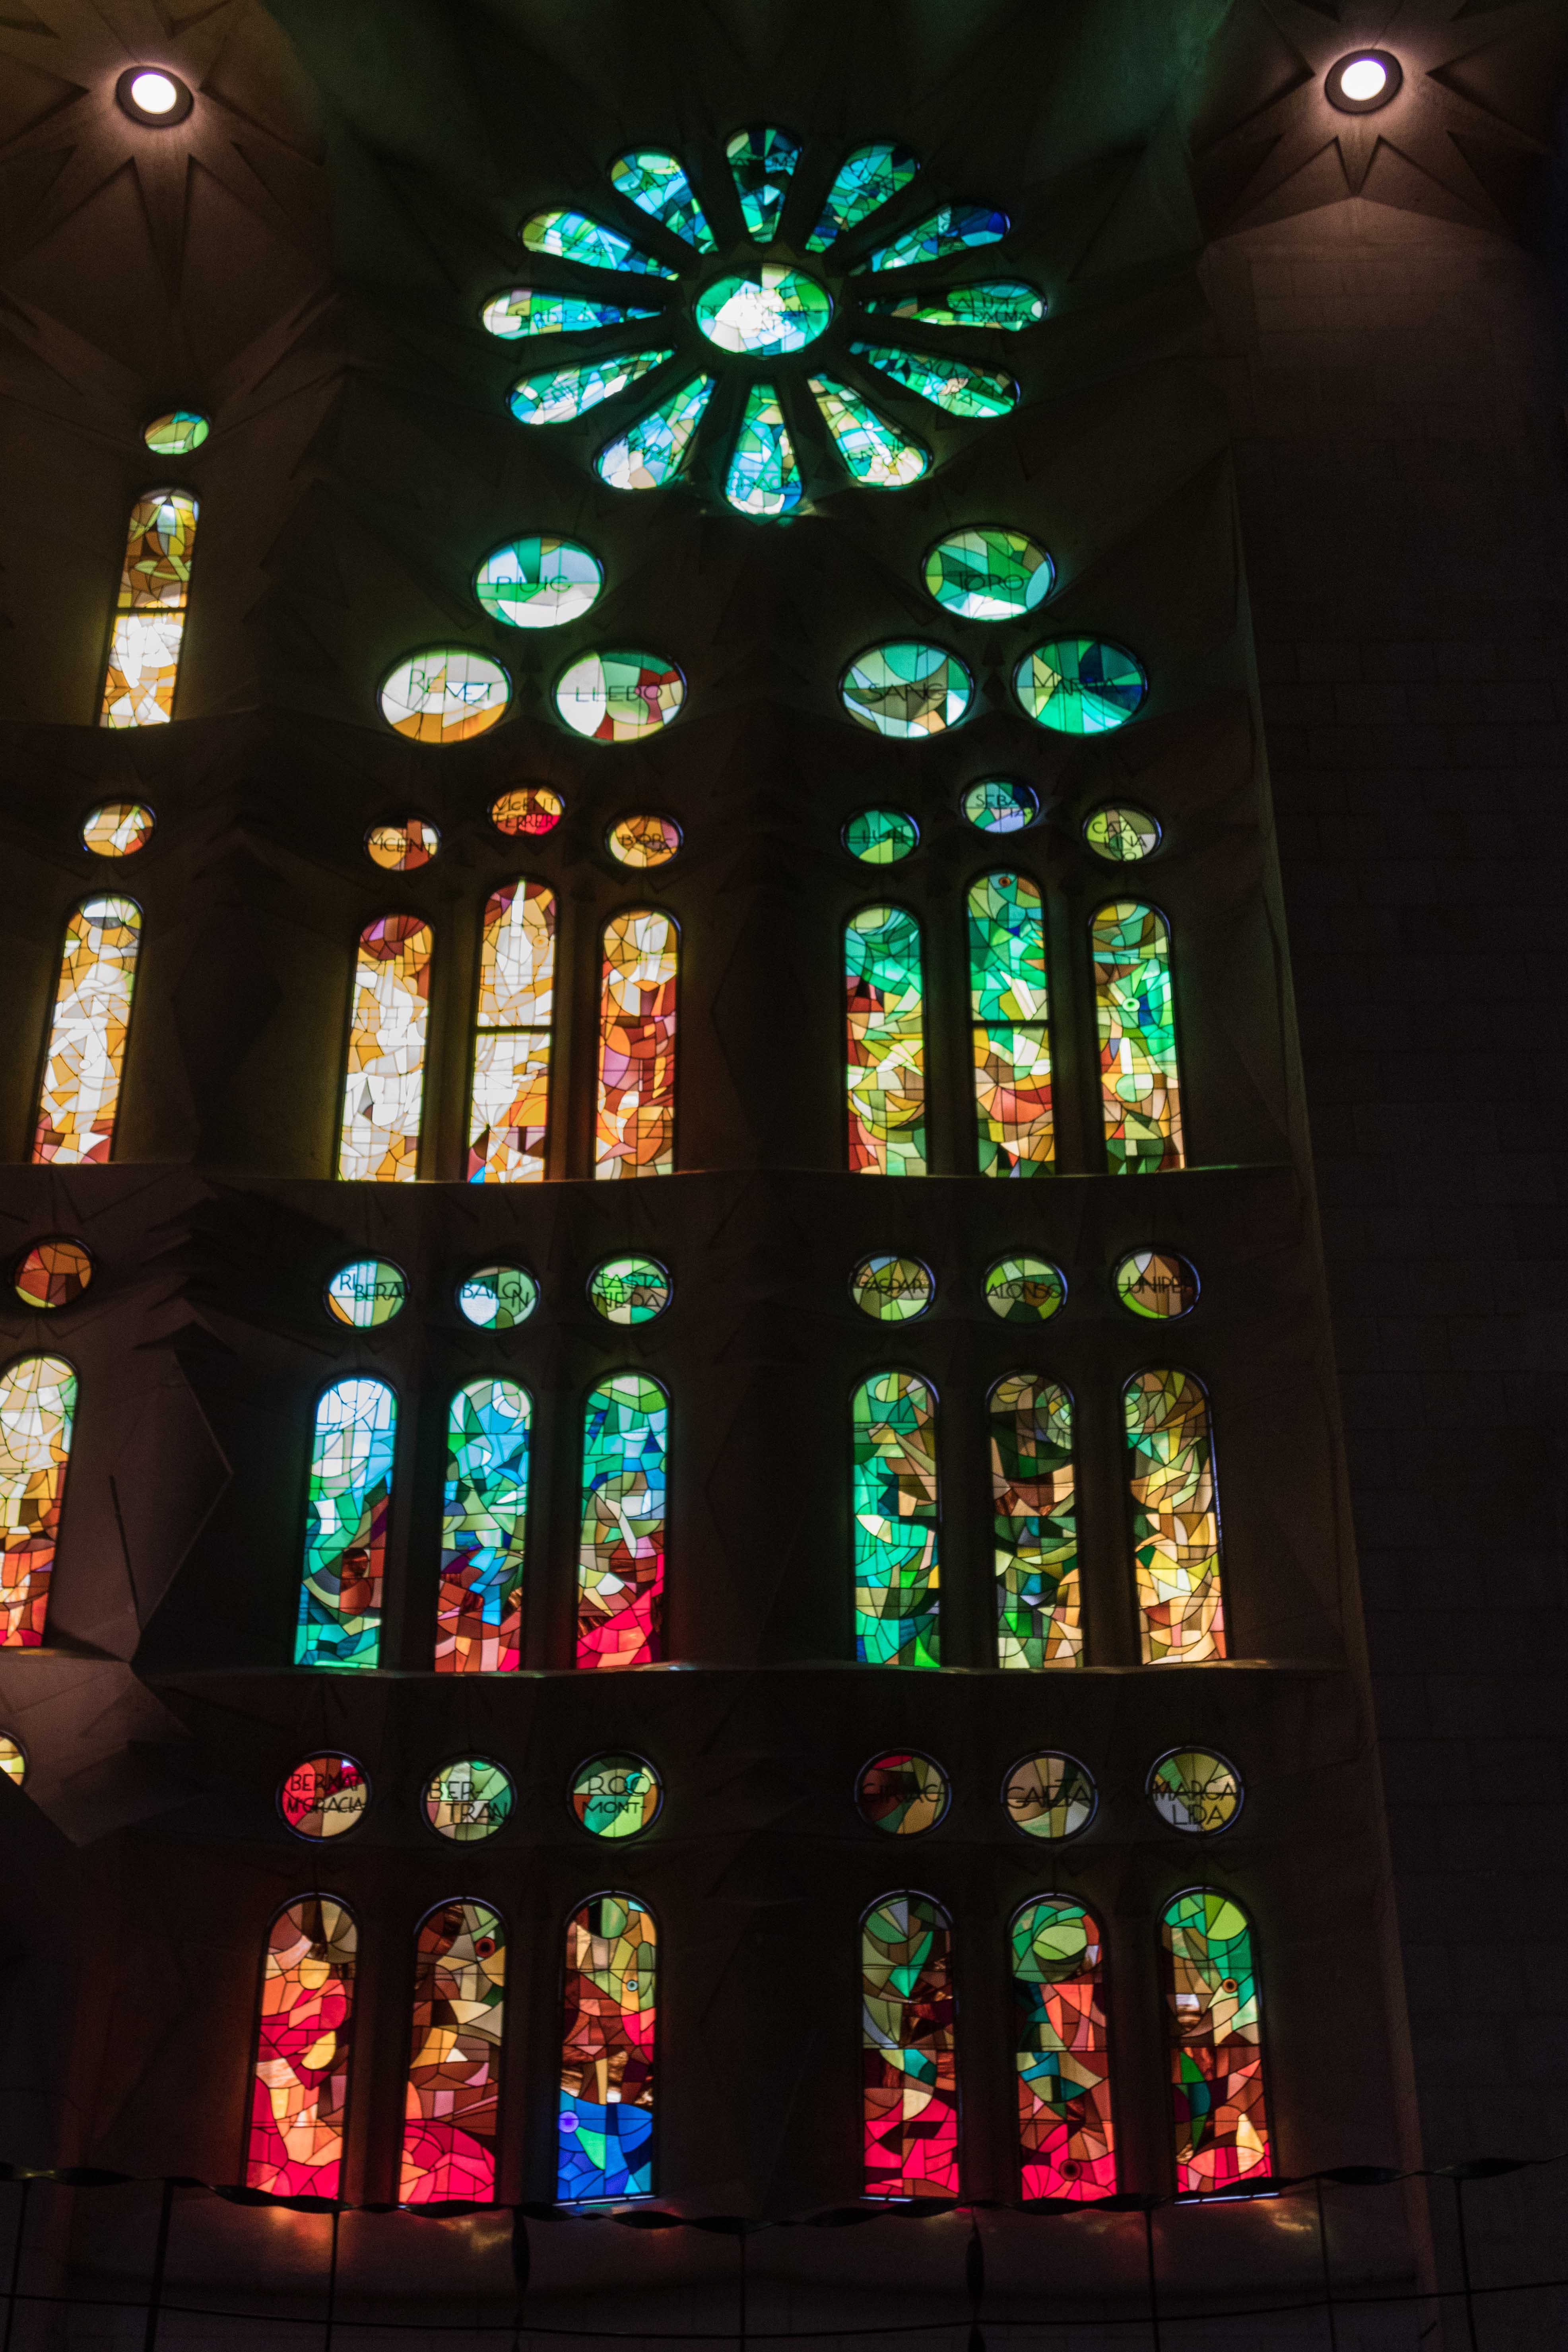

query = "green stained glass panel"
[
  {"left": 991, "top": 1374, "right": 1078, "bottom": 1667},
  {"left": 844, "top": 809, "right": 918, "bottom": 864},
  {"left": 963, "top": 779, "right": 1038, "bottom": 834},
  {"left": 866, "top": 204, "right": 1008, "bottom": 272},
  {"left": 865, "top": 281, "right": 1045, "bottom": 331},
  {"left": 809, "top": 376, "right": 928, "bottom": 488},
  {"left": 481, "top": 289, "right": 660, "bottom": 338},
  {"left": 474, "top": 536, "right": 602, "bottom": 629},
  {"left": 294, "top": 1378, "right": 396, "bottom": 1671},
  {"left": 984, "top": 1255, "right": 1065, "bottom": 1323},
  {"left": 853, "top": 1370, "right": 940, "bottom": 1667},
  {"left": 726, "top": 125, "right": 801, "bottom": 240},
  {"left": 1085, "top": 803, "right": 1161, "bottom": 861},
  {"left": 144, "top": 408, "right": 209, "bottom": 454},
  {"left": 841, "top": 641, "right": 971, "bottom": 739},
  {"left": 520, "top": 210, "right": 675, "bottom": 276},
  {"left": 969, "top": 871, "right": 1052, "bottom": 1176},
  {"left": 846, "top": 906, "right": 926, "bottom": 1178},
  {"left": 853, "top": 342, "right": 1017, "bottom": 419},
  {"left": 1016, "top": 640, "right": 1147, "bottom": 735},
  {"left": 850, "top": 1256, "right": 933, "bottom": 1322},
  {"left": 695, "top": 267, "right": 832, "bottom": 356},
  {"left": 726, "top": 383, "right": 801, "bottom": 518},
  {"left": 588, "top": 1255, "right": 670, "bottom": 1324},
  {"left": 609, "top": 150, "right": 714, "bottom": 250},
  {"left": 925, "top": 529, "right": 1052, "bottom": 621},
  {"left": 1093, "top": 902, "right": 1184, "bottom": 1175},
  {"left": 806, "top": 141, "right": 919, "bottom": 250},
  {"left": 508, "top": 348, "right": 673, "bottom": 426},
  {"left": 596, "top": 374, "right": 714, "bottom": 491}
]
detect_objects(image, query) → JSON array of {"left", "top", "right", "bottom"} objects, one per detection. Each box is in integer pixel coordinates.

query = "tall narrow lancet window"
[
  {"left": 338, "top": 916, "right": 434, "bottom": 1182},
  {"left": 437, "top": 1379, "right": 530, "bottom": 1673},
  {"left": 0, "top": 1356, "right": 77, "bottom": 1648},
  {"left": 577, "top": 1374, "right": 667, "bottom": 1669},
  {"left": 99, "top": 488, "right": 198, "bottom": 728},
  {"left": 469, "top": 879, "right": 555, "bottom": 1181},
  {"left": 559, "top": 1893, "right": 656, "bottom": 2202},
  {"left": 862, "top": 1892, "right": 957, "bottom": 2199},
  {"left": 596, "top": 910, "right": 677, "bottom": 1178},
  {"left": 1091, "top": 902, "right": 1184, "bottom": 1173},
  {"left": 32, "top": 897, "right": 142, "bottom": 1165},
  {"left": 1160, "top": 1889, "right": 1270, "bottom": 2192},
  {"left": 245, "top": 1896, "right": 357, "bottom": 2197},
  {"left": 1011, "top": 1897, "right": 1115, "bottom": 2198},
  {"left": 852, "top": 1372, "right": 939, "bottom": 1667},
  {"left": 1124, "top": 1370, "right": 1225, "bottom": 1663},
  {"left": 845, "top": 906, "right": 926, "bottom": 1175},
  {"left": 295, "top": 1378, "right": 397, "bottom": 1671},
  {"left": 968, "top": 871, "right": 1052, "bottom": 1174},
  {"left": 400, "top": 1900, "right": 507, "bottom": 2204},
  {"left": 991, "top": 1374, "right": 1079, "bottom": 1667}
]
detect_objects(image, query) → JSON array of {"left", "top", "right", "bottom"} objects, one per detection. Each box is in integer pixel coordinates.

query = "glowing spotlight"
[
  {"left": 1325, "top": 50, "right": 1402, "bottom": 113},
  {"left": 130, "top": 70, "right": 178, "bottom": 112},
  {"left": 115, "top": 65, "right": 194, "bottom": 125},
  {"left": 1340, "top": 58, "right": 1386, "bottom": 101}
]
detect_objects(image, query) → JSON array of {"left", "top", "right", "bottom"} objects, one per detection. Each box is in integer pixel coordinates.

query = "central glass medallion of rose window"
[{"left": 695, "top": 266, "right": 833, "bottom": 357}]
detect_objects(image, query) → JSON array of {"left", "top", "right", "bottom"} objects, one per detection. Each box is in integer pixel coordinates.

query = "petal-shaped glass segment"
[
  {"left": 475, "top": 536, "right": 603, "bottom": 629},
  {"left": 380, "top": 649, "right": 510, "bottom": 745},
  {"left": 865, "top": 281, "right": 1045, "bottom": 330},
  {"left": 809, "top": 376, "right": 928, "bottom": 488},
  {"left": 482, "top": 289, "right": 660, "bottom": 338},
  {"left": 508, "top": 348, "right": 672, "bottom": 426},
  {"left": 695, "top": 266, "right": 832, "bottom": 357},
  {"left": 806, "top": 141, "right": 920, "bottom": 251},
  {"left": 924, "top": 528, "right": 1053, "bottom": 620},
  {"left": 520, "top": 210, "right": 675, "bottom": 276},
  {"left": 866, "top": 204, "right": 1009, "bottom": 272},
  {"left": 556, "top": 650, "right": 685, "bottom": 741},
  {"left": 726, "top": 384, "right": 801, "bottom": 518},
  {"left": 853, "top": 342, "right": 1017, "bottom": 418},
  {"left": 841, "top": 642, "right": 972, "bottom": 739},
  {"left": 1016, "top": 639, "right": 1147, "bottom": 734},
  {"left": 726, "top": 125, "right": 801, "bottom": 240},
  {"left": 610, "top": 150, "right": 714, "bottom": 251},
  {"left": 597, "top": 374, "right": 714, "bottom": 491}
]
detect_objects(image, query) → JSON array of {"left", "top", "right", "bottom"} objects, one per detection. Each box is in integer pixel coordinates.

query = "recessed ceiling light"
[
  {"left": 115, "top": 66, "right": 194, "bottom": 126},
  {"left": 1325, "top": 50, "right": 1402, "bottom": 114}
]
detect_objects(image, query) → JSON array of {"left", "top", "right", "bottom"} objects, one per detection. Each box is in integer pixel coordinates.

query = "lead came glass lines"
[
  {"left": 339, "top": 917, "right": 433, "bottom": 1182},
  {"left": 437, "top": 1380, "right": 530, "bottom": 1674},
  {"left": 295, "top": 1378, "right": 397, "bottom": 1671},
  {"left": 1161, "top": 1889, "right": 1270, "bottom": 2192},
  {"left": 559, "top": 1893, "right": 656, "bottom": 2201},
  {"left": 846, "top": 907, "right": 926, "bottom": 1176},
  {"left": 862, "top": 1893, "right": 958, "bottom": 2199},
  {"left": 991, "top": 1375, "right": 1079, "bottom": 1668},
  {"left": 469, "top": 882, "right": 555, "bottom": 1182},
  {"left": 597, "top": 912, "right": 677, "bottom": 1178},
  {"left": 1124, "top": 1370, "right": 1226, "bottom": 1663},
  {"left": 1012, "top": 1898, "right": 1115, "bottom": 2198},
  {"left": 99, "top": 489, "right": 198, "bottom": 727},
  {"left": 0, "top": 1356, "right": 76, "bottom": 1648},
  {"left": 578, "top": 1375, "right": 667, "bottom": 1670},
  {"left": 1091, "top": 902, "right": 1184, "bottom": 1174},
  {"left": 969, "top": 872, "right": 1052, "bottom": 1176},
  {"left": 399, "top": 1900, "right": 507, "bottom": 2203},
  {"left": 853, "top": 1372, "right": 939, "bottom": 1668},
  {"left": 32, "top": 898, "right": 142, "bottom": 1165},
  {"left": 246, "top": 1897, "right": 357, "bottom": 2197}
]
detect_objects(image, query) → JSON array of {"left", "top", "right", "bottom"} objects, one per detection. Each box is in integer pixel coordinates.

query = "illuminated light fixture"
[
  {"left": 1325, "top": 50, "right": 1402, "bottom": 113},
  {"left": 115, "top": 66, "right": 194, "bottom": 125}
]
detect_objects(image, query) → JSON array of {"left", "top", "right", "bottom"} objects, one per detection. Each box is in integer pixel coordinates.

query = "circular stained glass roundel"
[
  {"left": 556, "top": 649, "right": 684, "bottom": 742},
  {"left": 841, "top": 641, "right": 972, "bottom": 740},
  {"left": 1114, "top": 1249, "right": 1199, "bottom": 1321},
  {"left": 1085, "top": 803, "right": 1160, "bottom": 862},
  {"left": 924, "top": 528, "right": 1054, "bottom": 621},
  {"left": 326, "top": 1258, "right": 406, "bottom": 1328},
  {"left": 1003, "top": 1751, "right": 1096, "bottom": 1840},
  {"left": 844, "top": 809, "right": 918, "bottom": 864},
  {"left": 571, "top": 1752, "right": 664, "bottom": 1840},
  {"left": 0, "top": 1733, "right": 25, "bottom": 1788},
  {"left": 474, "top": 535, "right": 603, "bottom": 629},
  {"left": 609, "top": 814, "right": 681, "bottom": 868},
  {"left": 984, "top": 1254, "right": 1065, "bottom": 1323},
  {"left": 963, "top": 778, "right": 1037, "bottom": 834},
  {"left": 1148, "top": 1747, "right": 1242, "bottom": 1834},
  {"left": 279, "top": 1753, "right": 368, "bottom": 1841},
  {"left": 15, "top": 1238, "right": 93, "bottom": 1312},
  {"left": 695, "top": 266, "right": 833, "bottom": 357},
  {"left": 83, "top": 801, "right": 155, "bottom": 858},
  {"left": 1015, "top": 638, "right": 1147, "bottom": 735},
  {"left": 850, "top": 1256, "right": 933, "bottom": 1322},
  {"left": 458, "top": 1264, "right": 539, "bottom": 1329},
  {"left": 589, "top": 1256, "right": 671, "bottom": 1324},
  {"left": 492, "top": 786, "right": 563, "bottom": 837},
  {"left": 144, "top": 408, "right": 210, "bottom": 455},
  {"left": 423, "top": 1756, "right": 515, "bottom": 1843},
  {"left": 857, "top": 1751, "right": 950, "bottom": 1836},
  {"left": 380, "top": 647, "right": 510, "bottom": 745},
  {"left": 366, "top": 817, "right": 439, "bottom": 871}
]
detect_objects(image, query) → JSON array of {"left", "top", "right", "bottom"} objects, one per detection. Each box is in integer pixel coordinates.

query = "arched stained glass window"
[
  {"left": 1091, "top": 902, "right": 1184, "bottom": 1174},
  {"left": 853, "top": 1371, "right": 939, "bottom": 1668},
  {"left": 295, "top": 1378, "right": 397, "bottom": 1672},
  {"left": 99, "top": 488, "right": 198, "bottom": 728},
  {"left": 578, "top": 1374, "right": 666, "bottom": 1670},
  {"left": 862, "top": 1892, "right": 957, "bottom": 2199},
  {"left": 1160, "top": 1888, "right": 1270, "bottom": 2192},
  {"left": 0, "top": 1355, "right": 76, "bottom": 1648},
  {"left": 32, "top": 897, "right": 142, "bottom": 1165},
  {"left": 846, "top": 906, "right": 926, "bottom": 1176},
  {"left": 437, "top": 1379, "right": 530, "bottom": 1674},
  {"left": 969, "top": 872, "right": 1052, "bottom": 1176},
  {"left": 596, "top": 911, "right": 677, "bottom": 1179},
  {"left": 338, "top": 916, "right": 433, "bottom": 1183},
  {"left": 1124, "top": 1370, "right": 1226, "bottom": 1664},
  {"left": 469, "top": 881, "right": 555, "bottom": 1182},
  {"left": 1011, "top": 1897, "right": 1115, "bottom": 2199},
  {"left": 400, "top": 1899, "right": 507, "bottom": 2204},
  {"left": 991, "top": 1374, "right": 1079, "bottom": 1668},
  {"left": 559, "top": 1892, "right": 656, "bottom": 2201},
  {"left": 245, "top": 1896, "right": 357, "bottom": 2197}
]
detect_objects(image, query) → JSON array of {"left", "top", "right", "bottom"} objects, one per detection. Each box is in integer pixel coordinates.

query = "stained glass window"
[
  {"left": 807, "top": 142, "right": 919, "bottom": 249},
  {"left": 856, "top": 1752, "right": 949, "bottom": 1835},
  {"left": 984, "top": 1256, "right": 1064, "bottom": 1322},
  {"left": 1114, "top": 1250, "right": 1199, "bottom": 1320},
  {"left": 144, "top": 408, "right": 209, "bottom": 454},
  {"left": 862, "top": 1893, "right": 958, "bottom": 2199},
  {"left": 1015, "top": 640, "right": 1147, "bottom": 735},
  {"left": 607, "top": 815, "right": 680, "bottom": 868},
  {"left": 509, "top": 349, "right": 673, "bottom": 426},
  {"left": 1092, "top": 903, "right": 1184, "bottom": 1175},
  {"left": 14, "top": 1240, "right": 92, "bottom": 1312},
  {"left": 924, "top": 529, "right": 1052, "bottom": 620},
  {"left": 457, "top": 1265, "right": 539, "bottom": 1329},
  {"left": 726, "top": 382, "right": 801, "bottom": 517},
  {"left": 294, "top": 1378, "right": 396, "bottom": 1671},
  {"left": 852, "top": 343, "right": 1017, "bottom": 419},
  {"left": 866, "top": 204, "right": 1008, "bottom": 270},
  {"left": 32, "top": 897, "right": 141, "bottom": 1165},
  {"left": 1085, "top": 804, "right": 1160, "bottom": 861},
  {"left": 474, "top": 536, "right": 602, "bottom": 628},
  {"left": 841, "top": 642, "right": 971, "bottom": 738},
  {"left": 1161, "top": 1889, "right": 1270, "bottom": 2191},
  {"left": 596, "top": 911, "right": 677, "bottom": 1178},
  {"left": 556, "top": 650, "right": 685, "bottom": 741},
  {"left": 366, "top": 819, "right": 439, "bottom": 872},
  {"left": 82, "top": 801, "right": 154, "bottom": 857},
  {"left": 610, "top": 150, "right": 714, "bottom": 249},
  {"left": 578, "top": 1374, "right": 667, "bottom": 1669},
  {"left": 400, "top": 1900, "right": 507, "bottom": 2205},
  {"left": 325, "top": 1259, "right": 406, "bottom": 1328},
  {"left": 963, "top": 779, "right": 1037, "bottom": 834},
  {"left": 991, "top": 1374, "right": 1078, "bottom": 1669},
  {"left": 437, "top": 1379, "right": 530, "bottom": 1674},
  {"left": 865, "top": 282, "right": 1044, "bottom": 330},
  {"left": 597, "top": 375, "right": 715, "bottom": 491},
  {"left": 0, "top": 1355, "right": 76, "bottom": 1648},
  {"left": 559, "top": 1893, "right": 656, "bottom": 2201},
  {"left": 423, "top": 1757, "right": 515, "bottom": 1842},
  {"left": 588, "top": 1257, "right": 671, "bottom": 1323},
  {"left": 245, "top": 1897, "right": 357, "bottom": 2197},
  {"left": 0, "top": 1733, "right": 26, "bottom": 1787},
  {"left": 844, "top": 809, "right": 918, "bottom": 864},
  {"left": 1149, "top": 1749, "right": 1243, "bottom": 1834},
  {"left": 521, "top": 210, "right": 675, "bottom": 276},
  {"left": 696, "top": 268, "right": 832, "bottom": 356},
  {"left": 726, "top": 125, "right": 800, "bottom": 240},
  {"left": 853, "top": 1371, "right": 939, "bottom": 1668},
  {"left": 969, "top": 872, "right": 1052, "bottom": 1176},
  {"left": 1012, "top": 1899, "right": 1115, "bottom": 2200},
  {"left": 279, "top": 1754, "right": 368, "bottom": 1840},
  {"left": 571, "top": 1754, "right": 664, "bottom": 1840},
  {"left": 99, "top": 489, "right": 198, "bottom": 728},
  {"left": 845, "top": 906, "right": 926, "bottom": 1177},
  {"left": 809, "top": 377, "right": 929, "bottom": 487},
  {"left": 1124, "top": 1369, "right": 1225, "bottom": 1663},
  {"left": 850, "top": 1256, "right": 932, "bottom": 1322},
  {"left": 469, "top": 880, "right": 555, "bottom": 1184},
  {"left": 1003, "top": 1752, "right": 1096, "bottom": 1840},
  {"left": 339, "top": 917, "right": 432, "bottom": 1182},
  {"left": 493, "top": 787, "right": 562, "bottom": 838},
  {"left": 482, "top": 289, "right": 660, "bottom": 338},
  {"left": 379, "top": 649, "right": 510, "bottom": 745}
]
